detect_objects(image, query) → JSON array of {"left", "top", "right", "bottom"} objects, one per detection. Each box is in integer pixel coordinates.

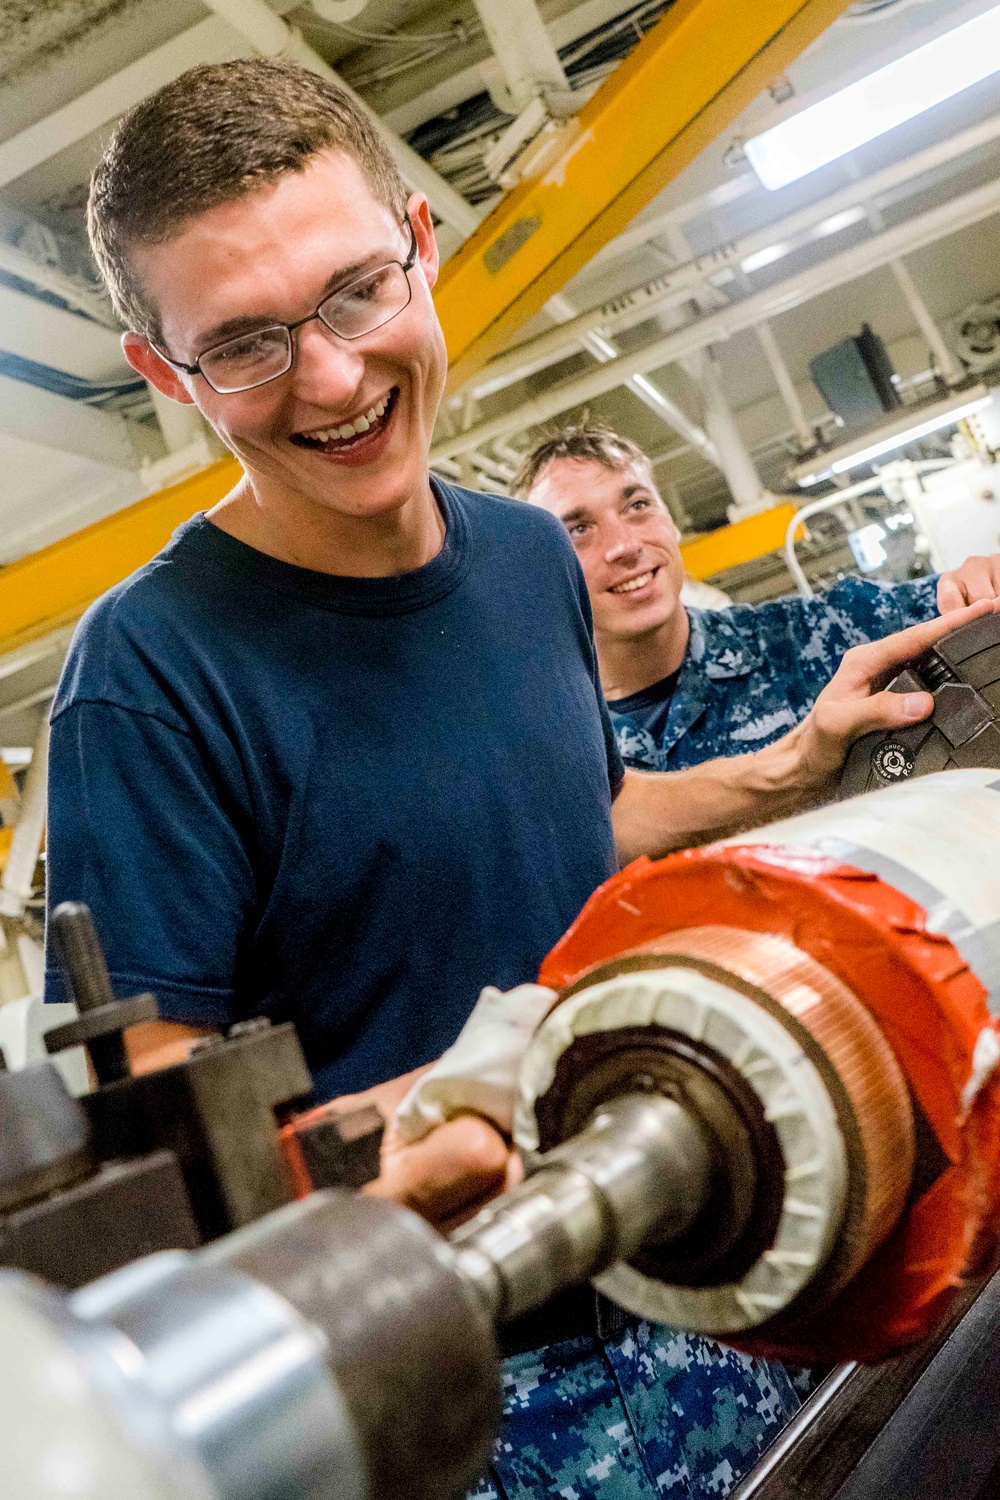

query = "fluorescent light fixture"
[
  {"left": 745, "top": 3, "right": 1000, "bottom": 190},
  {"left": 794, "top": 387, "right": 992, "bottom": 486}
]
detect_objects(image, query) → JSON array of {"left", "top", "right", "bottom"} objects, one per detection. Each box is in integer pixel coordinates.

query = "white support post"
[
  {"left": 755, "top": 321, "right": 815, "bottom": 450},
  {"left": 693, "top": 348, "right": 770, "bottom": 518},
  {"left": 890, "top": 257, "right": 963, "bottom": 387},
  {"left": 458, "top": 392, "right": 479, "bottom": 489}
]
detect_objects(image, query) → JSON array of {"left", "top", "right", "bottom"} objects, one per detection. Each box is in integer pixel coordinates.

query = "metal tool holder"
[{"left": 0, "top": 903, "right": 384, "bottom": 1286}]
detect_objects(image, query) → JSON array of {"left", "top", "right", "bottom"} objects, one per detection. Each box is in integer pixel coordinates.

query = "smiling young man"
[
  {"left": 42, "top": 60, "right": 998, "bottom": 1500},
  {"left": 517, "top": 421, "right": 1000, "bottom": 772}
]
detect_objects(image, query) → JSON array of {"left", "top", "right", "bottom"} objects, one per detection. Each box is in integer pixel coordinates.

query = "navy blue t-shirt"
[{"left": 45, "top": 483, "right": 623, "bottom": 1100}]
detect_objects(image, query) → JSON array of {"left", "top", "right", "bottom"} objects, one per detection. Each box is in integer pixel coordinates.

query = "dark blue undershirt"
[
  {"left": 45, "top": 482, "right": 623, "bottom": 1100},
  {"left": 607, "top": 668, "right": 682, "bottom": 749}
]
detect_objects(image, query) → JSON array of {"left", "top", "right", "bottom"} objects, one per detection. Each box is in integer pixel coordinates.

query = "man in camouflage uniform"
[
  {"left": 516, "top": 420, "right": 1000, "bottom": 774},
  {"left": 495, "top": 421, "right": 1000, "bottom": 1500}
]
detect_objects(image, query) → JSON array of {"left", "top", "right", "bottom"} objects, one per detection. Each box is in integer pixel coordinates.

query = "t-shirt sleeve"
[
  {"left": 566, "top": 546, "right": 625, "bottom": 798},
  {"left": 44, "top": 701, "right": 257, "bottom": 1026}
]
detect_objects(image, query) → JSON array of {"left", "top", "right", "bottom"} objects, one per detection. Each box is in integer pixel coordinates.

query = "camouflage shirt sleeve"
[{"left": 765, "top": 574, "right": 939, "bottom": 705}]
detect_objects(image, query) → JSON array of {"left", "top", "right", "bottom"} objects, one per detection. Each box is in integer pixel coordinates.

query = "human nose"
[
  {"left": 604, "top": 525, "right": 642, "bottom": 565},
  {"left": 291, "top": 317, "right": 366, "bottom": 406}
]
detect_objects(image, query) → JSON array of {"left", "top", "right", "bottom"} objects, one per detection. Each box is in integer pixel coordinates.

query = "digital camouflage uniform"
[
  {"left": 475, "top": 1323, "right": 800, "bottom": 1500},
  {"left": 609, "top": 575, "right": 939, "bottom": 772}
]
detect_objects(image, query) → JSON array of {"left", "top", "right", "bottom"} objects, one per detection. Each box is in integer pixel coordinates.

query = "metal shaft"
[{"left": 450, "top": 1092, "right": 713, "bottom": 1323}]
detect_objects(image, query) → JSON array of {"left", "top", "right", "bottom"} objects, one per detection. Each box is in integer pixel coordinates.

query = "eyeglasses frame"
[{"left": 150, "top": 215, "right": 418, "bottom": 394}]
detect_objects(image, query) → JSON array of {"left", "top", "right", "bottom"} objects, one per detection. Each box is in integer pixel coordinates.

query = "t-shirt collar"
[{"left": 168, "top": 478, "right": 472, "bottom": 618}]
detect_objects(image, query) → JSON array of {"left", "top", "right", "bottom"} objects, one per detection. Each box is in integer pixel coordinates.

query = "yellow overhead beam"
[
  {"left": 437, "top": 0, "right": 852, "bottom": 389},
  {"left": 0, "top": 459, "right": 240, "bottom": 657},
  {"left": 680, "top": 503, "right": 802, "bottom": 581},
  {"left": 0, "top": 456, "right": 801, "bottom": 656}
]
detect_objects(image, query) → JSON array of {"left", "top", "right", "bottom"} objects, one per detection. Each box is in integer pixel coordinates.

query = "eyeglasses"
[{"left": 153, "top": 217, "right": 418, "bottom": 394}]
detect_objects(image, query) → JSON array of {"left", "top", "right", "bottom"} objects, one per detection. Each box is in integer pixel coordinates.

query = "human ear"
[
  {"left": 122, "top": 331, "right": 197, "bottom": 406},
  {"left": 407, "top": 193, "right": 441, "bottom": 291}
]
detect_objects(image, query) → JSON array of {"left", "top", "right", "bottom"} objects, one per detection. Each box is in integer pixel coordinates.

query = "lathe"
[{"left": 6, "top": 768, "right": 1000, "bottom": 1500}]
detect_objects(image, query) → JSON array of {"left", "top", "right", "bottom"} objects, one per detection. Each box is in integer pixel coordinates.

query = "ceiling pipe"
[
  {"left": 432, "top": 169, "right": 1000, "bottom": 463},
  {"left": 888, "top": 256, "right": 964, "bottom": 387},
  {"left": 0, "top": 241, "right": 114, "bottom": 327},
  {"left": 469, "top": 0, "right": 569, "bottom": 114},
  {"left": 198, "top": 0, "right": 480, "bottom": 238},
  {"left": 467, "top": 104, "right": 1000, "bottom": 401},
  {"left": 0, "top": 283, "right": 129, "bottom": 382},
  {"left": 543, "top": 292, "right": 721, "bottom": 467},
  {"left": 0, "top": 374, "right": 141, "bottom": 471}
]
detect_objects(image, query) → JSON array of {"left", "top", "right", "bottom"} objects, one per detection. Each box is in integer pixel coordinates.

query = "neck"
[
  {"left": 599, "top": 607, "right": 690, "bottom": 699},
  {"left": 208, "top": 468, "right": 445, "bottom": 577}
]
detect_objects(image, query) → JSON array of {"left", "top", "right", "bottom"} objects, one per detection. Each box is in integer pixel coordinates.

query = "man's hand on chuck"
[{"left": 776, "top": 598, "right": 1000, "bottom": 798}]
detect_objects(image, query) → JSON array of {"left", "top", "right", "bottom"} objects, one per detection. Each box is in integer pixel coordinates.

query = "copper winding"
[{"left": 604, "top": 925, "right": 916, "bottom": 1299}]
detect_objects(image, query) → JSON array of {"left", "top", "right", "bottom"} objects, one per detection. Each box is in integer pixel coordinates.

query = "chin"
[{"left": 607, "top": 601, "right": 674, "bottom": 639}]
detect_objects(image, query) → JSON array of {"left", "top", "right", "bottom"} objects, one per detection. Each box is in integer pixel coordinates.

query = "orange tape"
[{"left": 539, "top": 844, "right": 1000, "bottom": 1361}]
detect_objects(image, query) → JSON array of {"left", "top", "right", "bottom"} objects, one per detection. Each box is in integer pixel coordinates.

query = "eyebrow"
[
  {"left": 559, "top": 506, "right": 591, "bottom": 525},
  {"left": 193, "top": 251, "right": 389, "bottom": 349}
]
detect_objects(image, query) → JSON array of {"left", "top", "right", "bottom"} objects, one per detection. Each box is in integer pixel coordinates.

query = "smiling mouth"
[
  {"left": 609, "top": 568, "right": 659, "bottom": 595},
  {"left": 290, "top": 388, "right": 398, "bottom": 454}
]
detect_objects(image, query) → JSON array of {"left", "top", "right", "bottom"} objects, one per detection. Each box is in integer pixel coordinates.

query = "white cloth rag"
[{"left": 393, "top": 983, "right": 557, "bottom": 1143}]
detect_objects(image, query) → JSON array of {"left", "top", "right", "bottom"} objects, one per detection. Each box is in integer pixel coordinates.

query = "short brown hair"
[
  {"left": 88, "top": 58, "right": 409, "bottom": 340},
  {"left": 511, "top": 419, "right": 652, "bottom": 498}
]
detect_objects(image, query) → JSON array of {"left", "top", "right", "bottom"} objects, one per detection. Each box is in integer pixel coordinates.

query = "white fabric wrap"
[{"left": 393, "top": 984, "right": 557, "bottom": 1143}]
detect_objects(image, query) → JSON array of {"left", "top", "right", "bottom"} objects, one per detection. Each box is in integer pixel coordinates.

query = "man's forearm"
[
  {"left": 612, "top": 726, "right": 816, "bottom": 864},
  {"left": 612, "top": 604, "right": 1000, "bottom": 864}
]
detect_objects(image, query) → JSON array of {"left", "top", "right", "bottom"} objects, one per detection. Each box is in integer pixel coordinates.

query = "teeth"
[
  {"left": 299, "top": 394, "right": 392, "bottom": 445},
  {"left": 612, "top": 571, "right": 654, "bottom": 594}
]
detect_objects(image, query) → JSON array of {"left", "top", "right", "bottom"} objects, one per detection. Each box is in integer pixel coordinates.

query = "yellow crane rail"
[
  {"left": 0, "top": 464, "right": 800, "bottom": 656},
  {"left": 0, "top": 459, "right": 240, "bottom": 658},
  {"left": 437, "top": 0, "right": 853, "bottom": 388}
]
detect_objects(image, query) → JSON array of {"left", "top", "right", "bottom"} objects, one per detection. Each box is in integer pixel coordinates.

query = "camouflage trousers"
[{"left": 468, "top": 1320, "right": 801, "bottom": 1500}]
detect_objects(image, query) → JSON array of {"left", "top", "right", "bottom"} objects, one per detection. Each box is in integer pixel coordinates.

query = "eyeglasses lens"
[
  {"left": 319, "top": 263, "right": 411, "bottom": 341},
  {"left": 201, "top": 327, "right": 292, "bottom": 394}
]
